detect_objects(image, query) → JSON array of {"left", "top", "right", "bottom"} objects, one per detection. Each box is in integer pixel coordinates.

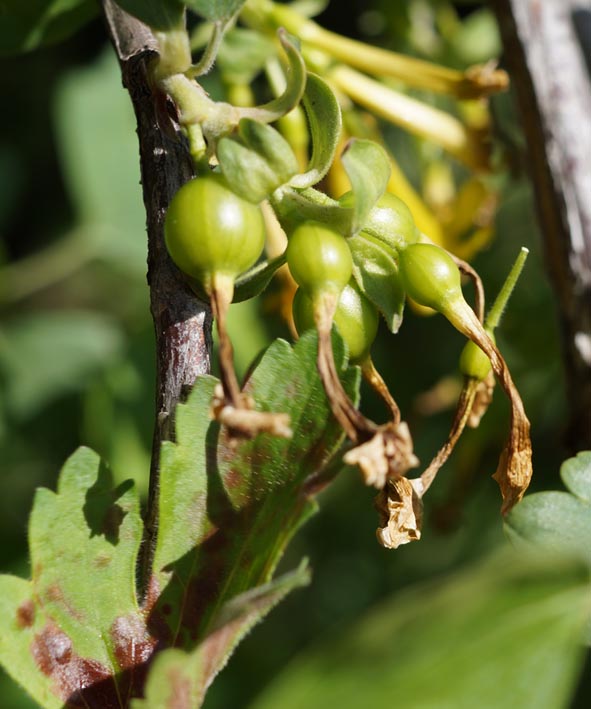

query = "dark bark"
[
  {"left": 101, "top": 0, "right": 212, "bottom": 595},
  {"left": 493, "top": 0, "right": 591, "bottom": 450}
]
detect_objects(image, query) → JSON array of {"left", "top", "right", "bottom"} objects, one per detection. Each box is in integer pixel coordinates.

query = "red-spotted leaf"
[
  {"left": 149, "top": 331, "right": 358, "bottom": 650},
  {"left": 0, "top": 447, "right": 145, "bottom": 708},
  {"left": 0, "top": 332, "right": 358, "bottom": 707},
  {"left": 131, "top": 562, "right": 310, "bottom": 709}
]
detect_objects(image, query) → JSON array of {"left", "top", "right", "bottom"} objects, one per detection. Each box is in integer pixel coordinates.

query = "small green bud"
[{"left": 286, "top": 221, "right": 353, "bottom": 298}]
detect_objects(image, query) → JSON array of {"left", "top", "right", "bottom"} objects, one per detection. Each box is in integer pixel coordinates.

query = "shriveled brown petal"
[
  {"left": 343, "top": 421, "right": 419, "bottom": 489},
  {"left": 211, "top": 384, "right": 293, "bottom": 439},
  {"left": 468, "top": 371, "right": 495, "bottom": 428},
  {"left": 445, "top": 302, "right": 533, "bottom": 514},
  {"left": 375, "top": 477, "right": 423, "bottom": 549},
  {"left": 492, "top": 421, "right": 532, "bottom": 515}
]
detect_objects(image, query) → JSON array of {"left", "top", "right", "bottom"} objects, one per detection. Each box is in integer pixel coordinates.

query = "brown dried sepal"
[
  {"left": 417, "top": 379, "right": 479, "bottom": 495},
  {"left": 210, "top": 384, "right": 293, "bottom": 439},
  {"left": 314, "top": 295, "right": 376, "bottom": 443},
  {"left": 210, "top": 282, "right": 291, "bottom": 439},
  {"left": 343, "top": 421, "right": 419, "bottom": 489},
  {"left": 446, "top": 301, "right": 533, "bottom": 513},
  {"left": 492, "top": 427, "right": 533, "bottom": 515},
  {"left": 375, "top": 476, "right": 423, "bottom": 549},
  {"left": 468, "top": 371, "right": 495, "bottom": 428}
]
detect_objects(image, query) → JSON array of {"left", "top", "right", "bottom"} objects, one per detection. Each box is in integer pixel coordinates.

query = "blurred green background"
[{"left": 0, "top": 0, "right": 588, "bottom": 707}]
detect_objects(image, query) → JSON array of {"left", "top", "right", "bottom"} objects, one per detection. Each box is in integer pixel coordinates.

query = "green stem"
[
  {"left": 486, "top": 247, "right": 529, "bottom": 330},
  {"left": 186, "top": 20, "right": 225, "bottom": 78},
  {"left": 153, "top": 23, "right": 192, "bottom": 80}
]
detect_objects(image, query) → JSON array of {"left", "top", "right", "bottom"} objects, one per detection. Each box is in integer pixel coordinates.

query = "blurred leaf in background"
[{"left": 251, "top": 552, "right": 590, "bottom": 709}]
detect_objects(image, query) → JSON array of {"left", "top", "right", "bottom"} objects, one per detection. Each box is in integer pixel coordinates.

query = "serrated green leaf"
[
  {"left": 251, "top": 552, "right": 590, "bottom": 709},
  {"left": 341, "top": 139, "right": 390, "bottom": 235},
  {"left": 186, "top": 0, "right": 247, "bottom": 21},
  {"left": 0, "top": 447, "right": 145, "bottom": 707},
  {"left": 0, "top": 0, "right": 97, "bottom": 56},
  {"left": 0, "top": 334, "right": 360, "bottom": 705},
  {"left": 289, "top": 73, "right": 342, "bottom": 189},
  {"left": 132, "top": 563, "right": 310, "bottom": 709},
  {"left": 114, "top": 0, "right": 185, "bottom": 30},
  {"left": 152, "top": 331, "right": 359, "bottom": 648},
  {"left": 0, "top": 576, "right": 60, "bottom": 708},
  {"left": 506, "top": 451, "right": 591, "bottom": 564},
  {"left": 348, "top": 233, "right": 405, "bottom": 333}
]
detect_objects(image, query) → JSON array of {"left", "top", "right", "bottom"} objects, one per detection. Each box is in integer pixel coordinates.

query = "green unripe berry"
[
  {"left": 293, "top": 281, "right": 379, "bottom": 363},
  {"left": 286, "top": 221, "right": 353, "bottom": 298},
  {"left": 367, "top": 192, "right": 419, "bottom": 250},
  {"left": 339, "top": 191, "right": 419, "bottom": 252},
  {"left": 460, "top": 331, "right": 495, "bottom": 380},
  {"left": 397, "top": 243, "right": 463, "bottom": 315},
  {"left": 164, "top": 173, "right": 265, "bottom": 291}
]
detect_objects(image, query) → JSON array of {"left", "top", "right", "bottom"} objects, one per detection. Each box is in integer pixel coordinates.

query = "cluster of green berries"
[{"left": 164, "top": 171, "right": 488, "bottom": 378}]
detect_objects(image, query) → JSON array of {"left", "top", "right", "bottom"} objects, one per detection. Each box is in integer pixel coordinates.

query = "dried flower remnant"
[
  {"left": 375, "top": 477, "right": 423, "bottom": 549},
  {"left": 396, "top": 243, "right": 532, "bottom": 515},
  {"left": 210, "top": 384, "right": 293, "bottom": 439},
  {"left": 344, "top": 422, "right": 419, "bottom": 489},
  {"left": 468, "top": 372, "right": 495, "bottom": 429}
]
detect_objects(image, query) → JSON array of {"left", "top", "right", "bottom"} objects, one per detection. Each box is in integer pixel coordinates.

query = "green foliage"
[
  {"left": 54, "top": 48, "right": 147, "bottom": 272},
  {"left": 0, "top": 0, "right": 97, "bottom": 55},
  {"left": 348, "top": 233, "right": 405, "bottom": 333},
  {"left": 151, "top": 332, "right": 358, "bottom": 645},
  {"left": 0, "top": 447, "right": 143, "bottom": 708},
  {"left": 186, "top": 0, "right": 249, "bottom": 22},
  {"left": 251, "top": 552, "right": 590, "bottom": 709},
  {"left": 290, "top": 73, "right": 342, "bottom": 189},
  {"left": 506, "top": 451, "right": 591, "bottom": 565},
  {"left": 215, "top": 27, "right": 276, "bottom": 84},
  {"left": 0, "top": 333, "right": 358, "bottom": 707},
  {"left": 132, "top": 564, "right": 310, "bottom": 709},
  {"left": 113, "top": 0, "right": 185, "bottom": 30},
  {"left": 218, "top": 119, "right": 299, "bottom": 203},
  {"left": 340, "top": 139, "right": 391, "bottom": 235},
  {"left": 0, "top": 311, "right": 123, "bottom": 420}
]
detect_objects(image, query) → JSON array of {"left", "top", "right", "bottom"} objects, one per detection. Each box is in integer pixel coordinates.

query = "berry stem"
[
  {"left": 210, "top": 276, "right": 242, "bottom": 407},
  {"left": 361, "top": 358, "right": 401, "bottom": 424}
]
